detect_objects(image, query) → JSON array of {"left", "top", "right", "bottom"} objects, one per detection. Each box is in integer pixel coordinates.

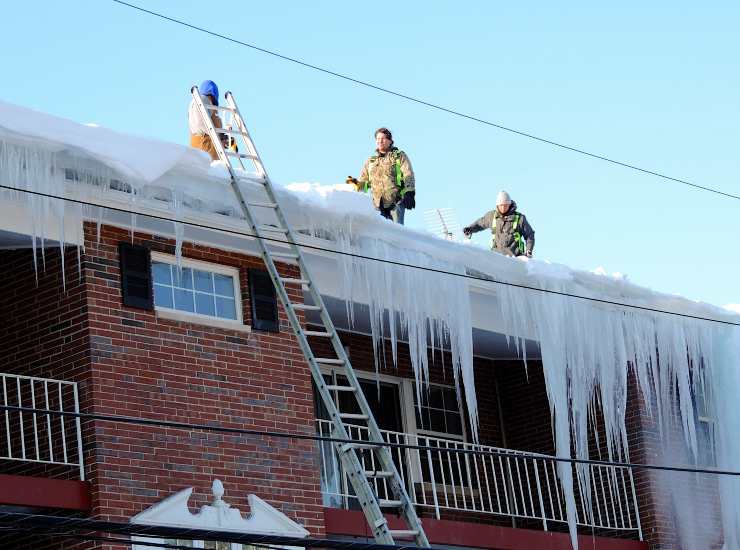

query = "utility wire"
[
  {"left": 2, "top": 183, "right": 738, "bottom": 328},
  {"left": 50, "top": 532, "right": 308, "bottom": 550},
  {"left": 2, "top": 404, "right": 737, "bottom": 477},
  {"left": 0, "top": 511, "right": 434, "bottom": 550},
  {"left": 109, "top": 0, "right": 740, "bottom": 202}
]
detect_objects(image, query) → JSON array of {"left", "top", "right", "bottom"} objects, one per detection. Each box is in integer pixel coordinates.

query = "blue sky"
[{"left": 3, "top": 1, "right": 738, "bottom": 307}]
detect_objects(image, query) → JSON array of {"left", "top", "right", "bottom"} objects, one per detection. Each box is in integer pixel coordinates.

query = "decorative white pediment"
[{"left": 131, "top": 479, "right": 309, "bottom": 537}]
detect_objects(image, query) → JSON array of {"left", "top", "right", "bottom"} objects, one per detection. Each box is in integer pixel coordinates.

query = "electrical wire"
[
  {"left": 1, "top": 403, "right": 735, "bottom": 477},
  {"left": 49, "top": 532, "right": 315, "bottom": 550},
  {"left": 109, "top": 0, "right": 740, "bottom": 202},
  {"left": 0, "top": 511, "right": 430, "bottom": 550},
  {"left": 1, "top": 182, "right": 738, "bottom": 328}
]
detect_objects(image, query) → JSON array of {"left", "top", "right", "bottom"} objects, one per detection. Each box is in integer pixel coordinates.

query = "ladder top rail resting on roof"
[{"left": 190, "top": 85, "right": 430, "bottom": 547}]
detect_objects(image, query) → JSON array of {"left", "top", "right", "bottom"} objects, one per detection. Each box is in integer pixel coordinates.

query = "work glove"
[
  {"left": 401, "top": 191, "right": 416, "bottom": 210},
  {"left": 228, "top": 136, "right": 239, "bottom": 153},
  {"left": 525, "top": 250, "right": 533, "bottom": 258},
  {"left": 345, "top": 176, "right": 360, "bottom": 191},
  {"left": 462, "top": 226, "right": 473, "bottom": 237}
]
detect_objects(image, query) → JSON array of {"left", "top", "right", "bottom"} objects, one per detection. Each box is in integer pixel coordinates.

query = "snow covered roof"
[{"left": 0, "top": 100, "right": 734, "bottom": 322}]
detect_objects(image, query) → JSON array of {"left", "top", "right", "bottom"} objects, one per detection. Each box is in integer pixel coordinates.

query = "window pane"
[
  {"left": 154, "top": 284, "right": 173, "bottom": 308},
  {"left": 446, "top": 412, "right": 463, "bottom": 435},
  {"left": 429, "top": 410, "right": 446, "bottom": 433},
  {"left": 152, "top": 262, "right": 172, "bottom": 285},
  {"left": 195, "top": 292, "right": 216, "bottom": 316},
  {"left": 174, "top": 288, "right": 195, "bottom": 312},
  {"left": 173, "top": 267, "right": 193, "bottom": 289},
  {"left": 443, "top": 388, "right": 458, "bottom": 409},
  {"left": 216, "top": 296, "right": 237, "bottom": 319},
  {"left": 214, "top": 273, "right": 235, "bottom": 297},
  {"left": 429, "top": 387, "right": 444, "bottom": 408},
  {"left": 194, "top": 269, "right": 214, "bottom": 293}
]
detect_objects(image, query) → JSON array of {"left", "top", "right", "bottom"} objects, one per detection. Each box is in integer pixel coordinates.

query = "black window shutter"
[
  {"left": 119, "top": 242, "right": 153, "bottom": 310},
  {"left": 249, "top": 268, "right": 279, "bottom": 331}
]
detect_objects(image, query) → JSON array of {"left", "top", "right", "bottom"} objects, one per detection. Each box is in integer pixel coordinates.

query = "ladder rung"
[
  {"left": 304, "top": 330, "right": 333, "bottom": 338},
  {"left": 281, "top": 278, "right": 310, "bottom": 286},
  {"left": 205, "top": 104, "right": 236, "bottom": 113},
  {"left": 238, "top": 175, "right": 267, "bottom": 185},
  {"left": 326, "top": 385, "right": 356, "bottom": 393},
  {"left": 215, "top": 128, "right": 241, "bottom": 136},
  {"left": 389, "top": 530, "right": 419, "bottom": 539},
  {"left": 341, "top": 442, "right": 376, "bottom": 452},
  {"left": 339, "top": 413, "right": 369, "bottom": 421},
  {"left": 365, "top": 470, "right": 394, "bottom": 478},
  {"left": 226, "top": 151, "right": 259, "bottom": 161},
  {"left": 314, "top": 358, "right": 345, "bottom": 365},
  {"left": 270, "top": 252, "right": 299, "bottom": 259},
  {"left": 378, "top": 499, "right": 402, "bottom": 508},
  {"left": 292, "top": 304, "right": 322, "bottom": 311},
  {"left": 247, "top": 201, "right": 277, "bottom": 209},
  {"left": 257, "top": 225, "right": 288, "bottom": 233}
]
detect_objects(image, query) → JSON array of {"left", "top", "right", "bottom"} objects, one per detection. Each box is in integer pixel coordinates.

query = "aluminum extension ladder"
[{"left": 190, "top": 86, "right": 429, "bottom": 547}]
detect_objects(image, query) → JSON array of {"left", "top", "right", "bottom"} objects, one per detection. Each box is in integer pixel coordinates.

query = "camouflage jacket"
[{"left": 357, "top": 147, "right": 415, "bottom": 209}]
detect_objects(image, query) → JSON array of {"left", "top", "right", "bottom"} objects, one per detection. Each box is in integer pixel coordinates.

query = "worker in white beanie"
[{"left": 463, "top": 190, "right": 535, "bottom": 257}]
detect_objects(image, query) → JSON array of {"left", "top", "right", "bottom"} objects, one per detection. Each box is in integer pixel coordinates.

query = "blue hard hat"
[{"left": 200, "top": 80, "right": 219, "bottom": 106}]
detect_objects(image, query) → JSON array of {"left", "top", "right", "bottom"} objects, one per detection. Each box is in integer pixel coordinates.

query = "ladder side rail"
[
  {"left": 224, "top": 92, "right": 266, "bottom": 177},
  {"left": 225, "top": 90, "right": 427, "bottom": 546},
  {"left": 193, "top": 87, "right": 428, "bottom": 547}
]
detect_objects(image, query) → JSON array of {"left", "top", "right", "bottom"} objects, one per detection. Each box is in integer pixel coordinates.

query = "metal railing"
[
  {"left": 316, "top": 419, "right": 642, "bottom": 538},
  {"left": 0, "top": 373, "right": 84, "bottom": 480}
]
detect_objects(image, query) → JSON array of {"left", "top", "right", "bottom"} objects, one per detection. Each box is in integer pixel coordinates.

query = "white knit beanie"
[{"left": 496, "top": 190, "right": 512, "bottom": 206}]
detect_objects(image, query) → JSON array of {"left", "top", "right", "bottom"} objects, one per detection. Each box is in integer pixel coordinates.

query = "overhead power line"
[
  {"left": 2, "top": 183, "right": 737, "bottom": 327},
  {"left": 2, "top": 404, "right": 737, "bottom": 478},
  {"left": 53, "top": 533, "right": 306, "bottom": 550},
  {"left": 110, "top": 0, "right": 740, "bottom": 202},
  {"left": 0, "top": 511, "right": 431, "bottom": 550}
]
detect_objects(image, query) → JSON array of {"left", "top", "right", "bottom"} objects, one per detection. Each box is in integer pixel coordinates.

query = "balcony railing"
[
  {"left": 316, "top": 419, "right": 642, "bottom": 538},
  {"left": 1, "top": 373, "right": 84, "bottom": 480}
]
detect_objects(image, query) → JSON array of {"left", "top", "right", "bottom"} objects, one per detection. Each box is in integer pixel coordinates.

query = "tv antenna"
[{"left": 423, "top": 208, "right": 459, "bottom": 241}]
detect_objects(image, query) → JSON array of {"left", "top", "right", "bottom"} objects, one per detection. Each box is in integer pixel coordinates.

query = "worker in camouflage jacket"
[
  {"left": 463, "top": 191, "right": 535, "bottom": 257},
  {"left": 346, "top": 127, "right": 415, "bottom": 225}
]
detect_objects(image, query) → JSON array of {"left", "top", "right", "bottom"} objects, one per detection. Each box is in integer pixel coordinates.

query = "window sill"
[{"left": 155, "top": 308, "right": 252, "bottom": 333}]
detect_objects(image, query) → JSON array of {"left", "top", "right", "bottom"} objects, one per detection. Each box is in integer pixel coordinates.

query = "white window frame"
[
  {"left": 693, "top": 375, "right": 717, "bottom": 466},
  {"left": 318, "top": 365, "right": 467, "bottom": 442},
  {"left": 319, "top": 364, "right": 409, "bottom": 435},
  {"left": 151, "top": 252, "right": 248, "bottom": 332},
  {"left": 407, "top": 380, "right": 467, "bottom": 442}
]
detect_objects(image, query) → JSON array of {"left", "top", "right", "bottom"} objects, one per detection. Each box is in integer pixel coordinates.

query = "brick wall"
[
  {"left": 0, "top": 245, "right": 90, "bottom": 480},
  {"left": 0, "top": 222, "right": 324, "bottom": 549}
]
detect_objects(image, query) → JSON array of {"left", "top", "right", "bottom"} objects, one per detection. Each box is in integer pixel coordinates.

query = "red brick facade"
[{"left": 1, "top": 223, "right": 323, "bottom": 549}]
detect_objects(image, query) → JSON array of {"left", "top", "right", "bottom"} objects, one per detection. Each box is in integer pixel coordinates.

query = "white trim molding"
[{"left": 131, "top": 479, "right": 309, "bottom": 550}]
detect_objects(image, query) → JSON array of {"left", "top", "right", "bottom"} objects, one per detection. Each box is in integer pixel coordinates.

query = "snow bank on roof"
[
  {"left": 0, "top": 100, "right": 207, "bottom": 182},
  {"left": 725, "top": 304, "right": 740, "bottom": 315}
]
